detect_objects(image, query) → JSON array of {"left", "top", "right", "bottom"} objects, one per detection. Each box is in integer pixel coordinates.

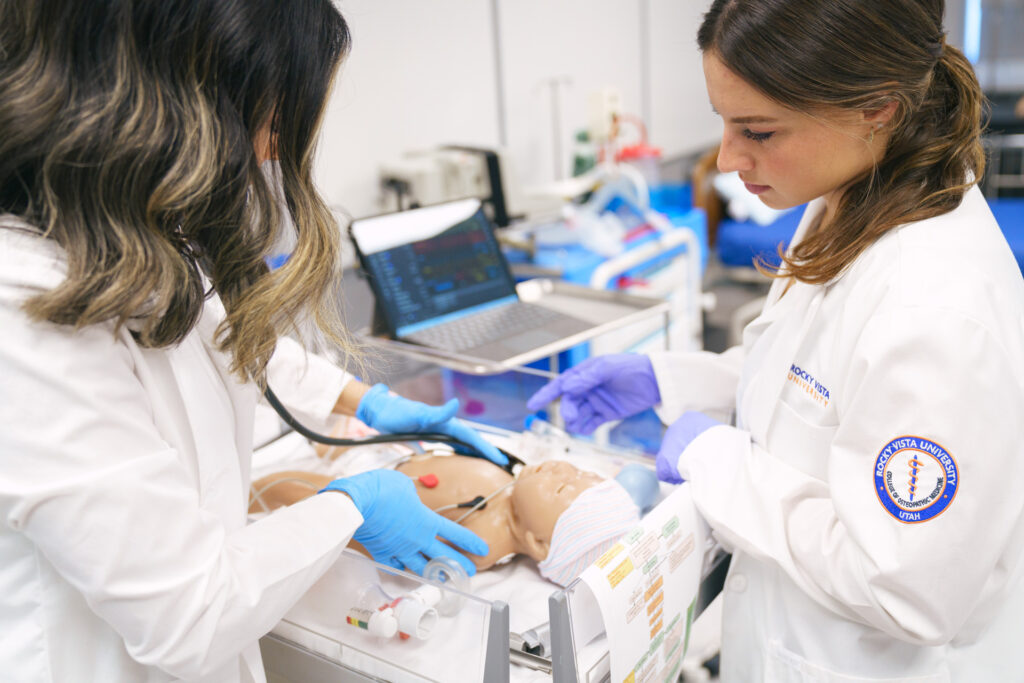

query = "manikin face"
[
  {"left": 511, "top": 461, "right": 604, "bottom": 559},
  {"left": 703, "top": 52, "right": 892, "bottom": 220}
]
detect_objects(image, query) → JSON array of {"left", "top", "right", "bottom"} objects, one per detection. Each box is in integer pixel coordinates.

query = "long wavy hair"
[
  {"left": 0, "top": 0, "right": 353, "bottom": 380},
  {"left": 698, "top": 0, "right": 985, "bottom": 283}
]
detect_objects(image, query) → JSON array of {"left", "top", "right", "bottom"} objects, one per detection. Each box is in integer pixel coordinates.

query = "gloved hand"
[
  {"left": 321, "top": 469, "right": 489, "bottom": 576},
  {"left": 357, "top": 383, "right": 507, "bottom": 466},
  {"left": 655, "top": 411, "right": 722, "bottom": 484},
  {"left": 526, "top": 354, "right": 661, "bottom": 435}
]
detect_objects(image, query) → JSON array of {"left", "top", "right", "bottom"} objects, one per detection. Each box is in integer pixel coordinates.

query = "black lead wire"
[{"left": 262, "top": 385, "right": 523, "bottom": 476}]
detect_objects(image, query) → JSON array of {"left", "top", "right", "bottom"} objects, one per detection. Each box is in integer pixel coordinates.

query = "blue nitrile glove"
[
  {"left": 321, "top": 469, "right": 489, "bottom": 576},
  {"left": 655, "top": 411, "right": 722, "bottom": 484},
  {"left": 525, "top": 354, "right": 661, "bottom": 435},
  {"left": 356, "top": 383, "right": 507, "bottom": 466}
]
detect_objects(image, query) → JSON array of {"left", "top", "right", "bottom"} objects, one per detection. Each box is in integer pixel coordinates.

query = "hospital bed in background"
[
  {"left": 502, "top": 174, "right": 709, "bottom": 362},
  {"left": 255, "top": 350, "right": 727, "bottom": 683}
]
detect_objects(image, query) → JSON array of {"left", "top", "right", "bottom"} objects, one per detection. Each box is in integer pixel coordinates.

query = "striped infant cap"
[{"left": 537, "top": 478, "right": 640, "bottom": 586}]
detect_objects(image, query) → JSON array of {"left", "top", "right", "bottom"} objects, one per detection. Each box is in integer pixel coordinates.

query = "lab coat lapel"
[
  {"left": 738, "top": 198, "right": 825, "bottom": 351},
  {"left": 166, "top": 305, "right": 249, "bottom": 523},
  {"left": 203, "top": 341, "right": 259, "bottom": 492},
  {"left": 193, "top": 298, "right": 261, "bottom": 502},
  {"left": 737, "top": 200, "right": 827, "bottom": 444},
  {"left": 741, "top": 284, "right": 824, "bottom": 445}
]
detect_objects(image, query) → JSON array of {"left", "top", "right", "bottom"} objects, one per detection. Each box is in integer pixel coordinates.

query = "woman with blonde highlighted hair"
[
  {"left": 529, "top": 0, "right": 1024, "bottom": 679},
  {"left": 0, "top": 2, "right": 504, "bottom": 681}
]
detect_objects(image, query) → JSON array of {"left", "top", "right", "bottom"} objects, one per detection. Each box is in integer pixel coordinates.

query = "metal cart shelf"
[{"left": 358, "top": 278, "right": 671, "bottom": 375}]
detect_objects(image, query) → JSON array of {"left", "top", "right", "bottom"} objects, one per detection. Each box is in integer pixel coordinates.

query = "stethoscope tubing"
[{"left": 263, "top": 386, "right": 523, "bottom": 475}]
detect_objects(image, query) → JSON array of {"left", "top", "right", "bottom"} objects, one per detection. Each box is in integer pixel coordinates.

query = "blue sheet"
[
  {"left": 989, "top": 198, "right": 1024, "bottom": 275},
  {"left": 715, "top": 207, "right": 804, "bottom": 268}
]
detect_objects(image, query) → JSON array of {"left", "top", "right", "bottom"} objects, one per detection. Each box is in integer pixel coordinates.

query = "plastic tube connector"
[
  {"left": 392, "top": 595, "right": 439, "bottom": 640},
  {"left": 423, "top": 556, "right": 469, "bottom": 617},
  {"left": 346, "top": 606, "right": 399, "bottom": 638}
]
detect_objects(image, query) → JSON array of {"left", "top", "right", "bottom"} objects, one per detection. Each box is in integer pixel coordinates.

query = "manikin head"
[
  {"left": 509, "top": 461, "right": 605, "bottom": 560},
  {"left": 508, "top": 461, "right": 641, "bottom": 586}
]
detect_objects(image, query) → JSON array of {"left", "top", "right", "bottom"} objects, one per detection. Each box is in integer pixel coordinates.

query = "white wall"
[
  {"left": 317, "top": 0, "right": 503, "bottom": 220},
  {"left": 316, "top": 0, "right": 721, "bottom": 220},
  {"left": 647, "top": 0, "right": 722, "bottom": 159},
  {"left": 497, "top": 0, "right": 644, "bottom": 188}
]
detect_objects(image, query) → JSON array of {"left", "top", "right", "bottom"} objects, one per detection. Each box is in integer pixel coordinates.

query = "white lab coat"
[
  {"left": 650, "top": 186, "right": 1024, "bottom": 681},
  {"left": 0, "top": 221, "right": 363, "bottom": 683}
]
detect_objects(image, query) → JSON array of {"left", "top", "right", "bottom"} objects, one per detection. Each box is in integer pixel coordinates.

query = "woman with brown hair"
[
  {"left": 529, "top": 0, "right": 1024, "bottom": 679},
  {"left": 0, "top": 2, "right": 501, "bottom": 681}
]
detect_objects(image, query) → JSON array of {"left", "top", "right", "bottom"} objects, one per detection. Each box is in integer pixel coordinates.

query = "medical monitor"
[{"left": 349, "top": 199, "right": 519, "bottom": 337}]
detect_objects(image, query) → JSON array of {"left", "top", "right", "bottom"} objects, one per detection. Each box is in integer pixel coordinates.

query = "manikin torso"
[{"left": 249, "top": 454, "right": 604, "bottom": 571}]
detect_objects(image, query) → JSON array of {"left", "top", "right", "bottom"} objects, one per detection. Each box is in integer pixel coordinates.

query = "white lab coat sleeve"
[
  {"left": 649, "top": 346, "right": 745, "bottom": 424},
  {"left": 677, "top": 305, "right": 1024, "bottom": 645},
  {"left": 265, "top": 336, "right": 354, "bottom": 430},
  {"left": 0, "top": 306, "right": 362, "bottom": 677}
]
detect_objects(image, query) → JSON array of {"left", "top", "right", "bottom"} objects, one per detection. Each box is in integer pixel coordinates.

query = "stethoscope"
[{"left": 263, "top": 386, "right": 525, "bottom": 476}]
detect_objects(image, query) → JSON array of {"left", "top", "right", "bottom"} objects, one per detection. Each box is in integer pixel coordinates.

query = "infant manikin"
[{"left": 251, "top": 453, "right": 644, "bottom": 586}]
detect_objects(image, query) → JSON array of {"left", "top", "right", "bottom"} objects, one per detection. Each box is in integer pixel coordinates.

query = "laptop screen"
[{"left": 350, "top": 199, "right": 518, "bottom": 337}]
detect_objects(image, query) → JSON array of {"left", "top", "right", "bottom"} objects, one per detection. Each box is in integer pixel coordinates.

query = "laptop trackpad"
[{"left": 500, "top": 329, "right": 561, "bottom": 351}]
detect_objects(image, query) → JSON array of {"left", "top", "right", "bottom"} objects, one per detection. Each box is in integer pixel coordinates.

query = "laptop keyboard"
[{"left": 405, "top": 302, "right": 566, "bottom": 353}]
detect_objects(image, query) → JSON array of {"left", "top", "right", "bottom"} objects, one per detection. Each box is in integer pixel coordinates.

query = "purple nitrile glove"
[
  {"left": 655, "top": 411, "right": 722, "bottom": 484},
  {"left": 525, "top": 354, "right": 661, "bottom": 435}
]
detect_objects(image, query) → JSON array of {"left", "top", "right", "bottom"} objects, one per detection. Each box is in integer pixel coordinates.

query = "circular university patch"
[{"left": 874, "top": 436, "right": 958, "bottom": 524}]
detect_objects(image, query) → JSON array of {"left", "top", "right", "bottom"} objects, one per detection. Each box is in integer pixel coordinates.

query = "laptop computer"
[{"left": 349, "top": 198, "right": 592, "bottom": 364}]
